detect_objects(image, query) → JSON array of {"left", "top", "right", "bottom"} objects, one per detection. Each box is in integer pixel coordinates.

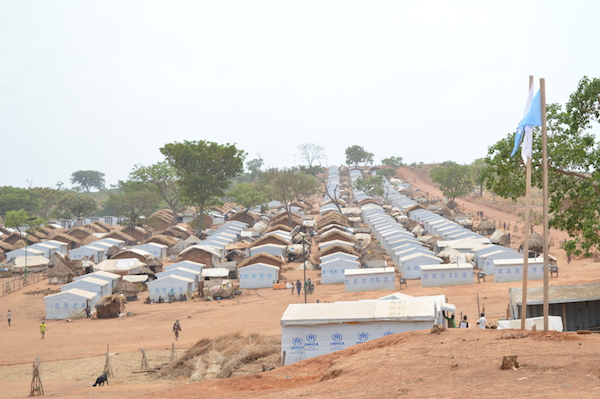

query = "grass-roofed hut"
[
  {"left": 113, "top": 280, "right": 139, "bottom": 301},
  {"left": 95, "top": 295, "right": 127, "bottom": 318},
  {"left": 251, "top": 234, "right": 292, "bottom": 247},
  {"left": 238, "top": 252, "right": 285, "bottom": 268},
  {"left": 47, "top": 261, "right": 76, "bottom": 285},
  {"left": 314, "top": 244, "right": 361, "bottom": 262}
]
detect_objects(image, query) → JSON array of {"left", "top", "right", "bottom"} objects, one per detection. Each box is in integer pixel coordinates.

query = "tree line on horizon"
[{"left": 1, "top": 76, "right": 598, "bottom": 256}]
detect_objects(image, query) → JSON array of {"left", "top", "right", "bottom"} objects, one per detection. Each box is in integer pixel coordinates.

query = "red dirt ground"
[{"left": 1, "top": 166, "right": 599, "bottom": 398}]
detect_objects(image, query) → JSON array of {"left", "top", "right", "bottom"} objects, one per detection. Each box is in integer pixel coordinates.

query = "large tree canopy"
[
  {"left": 483, "top": 76, "right": 600, "bottom": 256},
  {"left": 345, "top": 145, "right": 374, "bottom": 167},
  {"left": 129, "top": 162, "right": 181, "bottom": 214},
  {"left": 430, "top": 162, "right": 473, "bottom": 201},
  {"left": 261, "top": 168, "right": 319, "bottom": 224},
  {"left": 160, "top": 140, "right": 246, "bottom": 234},
  {"left": 70, "top": 170, "right": 106, "bottom": 192}
]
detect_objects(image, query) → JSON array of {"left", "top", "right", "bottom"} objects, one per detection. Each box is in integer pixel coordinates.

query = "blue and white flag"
[{"left": 511, "top": 86, "right": 542, "bottom": 162}]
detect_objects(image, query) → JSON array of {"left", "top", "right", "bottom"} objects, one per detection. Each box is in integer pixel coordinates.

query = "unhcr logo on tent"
[
  {"left": 357, "top": 332, "right": 369, "bottom": 343},
  {"left": 383, "top": 331, "right": 395, "bottom": 336},
  {"left": 330, "top": 332, "right": 345, "bottom": 346},
  {"left": 305, "top": 333, "right": 319, "bottom": 350},
  {"left": 291, "top": 337, "right": 303, "bottom": 350}
]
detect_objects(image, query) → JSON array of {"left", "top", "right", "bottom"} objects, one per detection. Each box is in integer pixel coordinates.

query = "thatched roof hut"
[
  {"left": 141, "top": 234, "right": 179, "bottom": 247},
  {"left": 146, "top": 209, "right": 176, "bottom": 230},
  {"left": 113, "top": 280, "right": 139, "bottom": 300},
  {"left": 122, "top": 226, "right": 151, "bottom": 242},
  {"left": 160, "top": 226, "right": 189, "bottom": 240},
  {"left": 264, "top": 224, "right": 293, "bottom": 234},
  {"left": 316, "top": 230, "right": 356, "bottom": 244},
  {"left": 477, "top": 219, "right": 497, "bottom": 236},
  {"left": 47, "top": 261, "right": 76, "bottom": 285},
  {"left": 251, "top": 234, "right": 291, "bottom": 247},
  {"left": 357, "top": 198, "right": 381, "bottom": 207},
  {"left": 95, "top": 295, "right": 127, "bottom": 318},
  {"left": 238, "top": 252, "right": 285, "bottom": 268},
  {"left": 316, "top": 224, "right": 349, "bottom": 235},
  {"left": 230, "top": 211, "right": 260, "bottom": 224},
  {"left": 80, "top": 234, "right": 99, "bottom": 246},
  {"left": 89, "top": 221, "right": 113, "bottom": 232},
  {"left": 103, "top": 230, "right": 136, "bottom": 244},
  {"left": 519, "top": 231, "right": 544, "bottom": 254},
  {"left": 3, "top": 232, "right": 40, "bottom": 246},
  {"left": 46, "top": 233, "right": 80, "bottom": 250},
  {"left": 0, "top": 240, "right": 15, "bottom": 254},
  {"left": 314, "top": 244, "right": 360, "bottom": 260},
  {"left": 66, "top": 226, "right": 96, "bottom": 241}
]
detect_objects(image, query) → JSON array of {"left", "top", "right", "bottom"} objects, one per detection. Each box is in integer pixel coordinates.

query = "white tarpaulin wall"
[
  {"left": 344, "top": 268, "right": 395, "bottom": 292},
  {"left": 420, "top": 264, "right": 474, "bottom": 287},
  {"left": 498, "top": 316, "right": 563, "bottom": 331},
  {"left": 238, "top": 263, "right": 280, "bottom": 289},
  {"left": 147, "top": 275, "right": 194, "bottom": 301},
  {"left": 493, "top": 259, "right": 545, "bottom": 283},
  {"left": 281, "top": 299, "right": 438, "bottom": 365},
  {"left": 44, "top": 288, "right": 98, "bottom": 319},
  {"left": 320, "top": 258, "right": 360, "bottom": 284}
]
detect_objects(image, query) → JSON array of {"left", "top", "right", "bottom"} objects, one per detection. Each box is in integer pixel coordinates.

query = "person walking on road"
[
  {"left": 173, "top": 319, "right": 182, "bottom": 341},
  {"left": 40, "top": 321, "right": 47, "bottom": 339},
  {"left": 7, "top": 310, "right": 11, "bottom": 326},
  {"left": 296, "top": 279, "right": 302, "bottom": 296}
]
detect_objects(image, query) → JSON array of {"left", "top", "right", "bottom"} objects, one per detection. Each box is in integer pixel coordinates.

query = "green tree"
[
  {"left": 376, "top": 167, "right": 396, "bottom": 179},
  {"left": 30, "top": 187, "right": 64, "bottom": 219},
  {"left": 4, "top": 209, "right": 45, "bottom": 235},
  {"left": 104, "top": 181, "right": 162, "bottom": 228},
  {"left": 58, "top": 193, "right": 97, "bottom": 218},
  {"left": 345, "top": 145, "right": 374, "bottom": 167},
  {"left": 483, "top": 76, "right": 600, "bottom": 256},
  {"left": 0, "top": 186, "right": 39, "bottom": 218},
  {"left": 228, "top": 182, "right": 271, "bottom": 213},
  {"left": 381, "top": 156, "right": 403, "bottom": 168},
  {"left": 160, "top": 140, "right": 246, "bottom": 235},
  {"left": 298, "top": 143, "right": 325, "bottom": 168},
  {"left": 470, "top": 158, "right": 486, "bottom": 196},
  {"left": 354, "top": 175, "right": 386, "bottom": 198},
  {"left": 429, "top": 162, "right": 473, "bottom": 201},
  {"left": 129, "top": 162, "right": 181, "bottom": 214},
  {"left": 246, "top": 157, "right": 264, "bottom": 181},
  {"left": 261, "top": 168, "right": 319, "bottom": 224},
  {"left": 70, "top": 170, "right": 106, "bottom": 192}
]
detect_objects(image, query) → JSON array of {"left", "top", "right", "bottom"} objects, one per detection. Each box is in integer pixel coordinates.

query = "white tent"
[
  {"left": 281, "top": 299, "right": 439, "bottom": 365},
  {"left": 62, "top": 276, "right": 111, "bottom": 297},
  {"left": 497, "top": 316, "right": 563, "bottom": 331},
  {"left": 249, "top": 243, "right": 286, "bottom": 257},
  {"left": 74, "top": 271, "right": 121, "bottom": 291},
  {"left": 397, "top": 253, "right": 442, "bottom": 279},
  {"left": 164, "top": 261, "right": 205, "bottom": 274},
  {"left": 5, "top": 248, "right": 44, "bottom": 261},
  {"left": 420, "top": 264, "right": 474, "bottom": 287},
  {"left": 8, "top": 255, "right": 50, "bottom": 269},
  {"left": 493, "top": 258, "right": 545, "bottom": 283},
  {"left": 480, "top": 251, "right": 523, "bottom": 276},
  {"left": 69, "top": 245, "right": 105, "bottom": 262},
  {"left": 320, "top": 258, "right": 360, "bottom": 284},
  {"left": 44, "top": 288, "right": 98, "bottom": 320},
  {"left": 320, "top": 252, "right": 359, "bottom": 264},
  {"left": 156, "top": 267, "right": 200, "bottom": 290},
  {"left": 344, "top": 268, "right": 395, "bottom": 292},
  {"left": 147, "top": 275, "right": 194, "bottom": 301},
  {"left": 238, "top": 263, "right": 280, "bottom": 289},
  {"left": 27, "top": 243, "right": 58, "bottom": 258},
  {"left": 133, "top": 243, "right": 168, "bottom": 260},
  {"left": 201, "top": 268, "right": 229, "bottom": 279},
  {"left": 42, "top": 240, "right": 68, "bottom": 254},
  {"left": 93, "top": 258, "right": 146, "bottom": 275}
]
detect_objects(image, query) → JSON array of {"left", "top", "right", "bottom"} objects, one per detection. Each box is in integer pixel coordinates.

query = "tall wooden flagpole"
[
  {"left": 540, "top": 78, "right": 550, "bottom": 331},
  {"left": 520, "top": 75, "right": 534, "bottom": 330}
]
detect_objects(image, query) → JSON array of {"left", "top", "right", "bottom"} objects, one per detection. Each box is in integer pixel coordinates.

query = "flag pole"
[
  {"left": 520, "top": 75, "right": 534, "bottom": 330},
  {"left": 540, "top": 78, "right": 549, "bottom": 331}
]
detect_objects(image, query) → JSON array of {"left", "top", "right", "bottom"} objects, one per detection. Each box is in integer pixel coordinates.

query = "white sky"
[{"left": 1, "top": 1, "right": 598, "bottom": 189}]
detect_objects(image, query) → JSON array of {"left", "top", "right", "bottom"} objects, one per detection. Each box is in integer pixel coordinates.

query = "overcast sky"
[{"left": 1, "top": 1, "right": 598, "bottom": 189}]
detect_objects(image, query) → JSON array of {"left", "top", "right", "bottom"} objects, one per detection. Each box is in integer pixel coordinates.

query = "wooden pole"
[
  {"left": 520, "top": 75, "right": 534, "bottom": 330},
  {"left": 540, "top": 77, "right": 550, "bottom": 331},
  {"left": 477, "top": 293, "right": 481, "bottom": 316}
]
